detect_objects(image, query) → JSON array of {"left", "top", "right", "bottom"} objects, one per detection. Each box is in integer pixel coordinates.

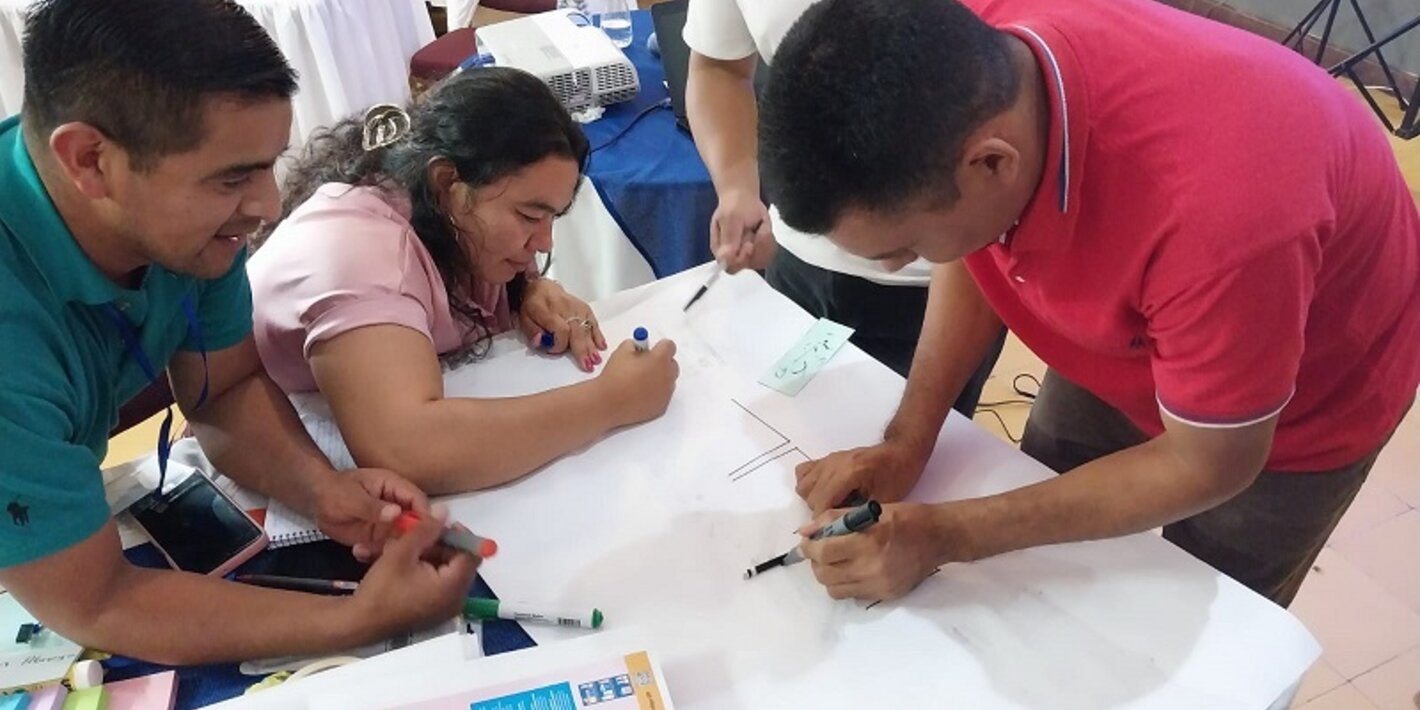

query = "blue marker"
[
  {"left": 539, "top": 331, "right": 555, "bottom": 350},
  {"left": 633, "top": 327, "right": 649, "bottom": 352}
]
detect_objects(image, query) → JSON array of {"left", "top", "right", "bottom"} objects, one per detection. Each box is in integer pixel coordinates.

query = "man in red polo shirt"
[{"left": 759, "top": 0, "right": 1420, "bottom": 606}]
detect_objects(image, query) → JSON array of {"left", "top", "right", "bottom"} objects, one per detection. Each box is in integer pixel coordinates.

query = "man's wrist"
[
  {"left": 323, "top": 595, "right": 385, "bottom": 649},
  {"left": 882, "top": 422, "right": 935, "bottom": 467},
  {"left": 714, "top": 173, "right": 761, "bottom": 204},
  {"left": 925, "top": 500, "right": 1000, "bottom": 565},
  {"left": 291, "top": 462, "right": 340, "bottom": 519}
]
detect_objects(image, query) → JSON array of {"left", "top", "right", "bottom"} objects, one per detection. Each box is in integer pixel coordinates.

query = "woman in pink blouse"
[{"left": 249, "top": 68, "right": 679, "bottom": 494}]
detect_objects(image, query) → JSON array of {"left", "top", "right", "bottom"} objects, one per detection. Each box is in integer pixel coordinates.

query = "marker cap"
[
  {"left": 394, "top": 512, "right": 498, "bottom": 557},
  {"left": 463, "top": 597, "right": 500, "bottom": 620}
]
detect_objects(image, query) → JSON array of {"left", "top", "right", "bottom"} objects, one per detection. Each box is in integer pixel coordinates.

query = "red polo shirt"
[{"left": 963, "top": 0, "right": 1420, "bottom": 471}]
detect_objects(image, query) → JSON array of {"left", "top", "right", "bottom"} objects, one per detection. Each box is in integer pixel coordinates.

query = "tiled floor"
[{"left": 971, "top": 85, "right": 1420, "bottom": 710}]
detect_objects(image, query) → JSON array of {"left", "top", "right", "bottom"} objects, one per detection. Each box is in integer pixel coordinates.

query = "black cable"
[
  {"left": 975, "top": 397, "right": 1035, "bottom": 408},
  {"left": 1012, "top": 372, "right": 1041, "bottom": 399},
  {"left": 971, "top": 372, "right": 1043, "bottom": 444},
  {"left": 590, "top": 98, "right": 673, "bottom": 153},
  {"left": 975, "top": 407, "right": 1023, "bottom": 444}
]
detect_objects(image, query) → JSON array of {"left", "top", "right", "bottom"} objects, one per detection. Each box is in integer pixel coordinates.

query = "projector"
[{"left": 475, "top": 10, "right": 640, "bottom": 112}]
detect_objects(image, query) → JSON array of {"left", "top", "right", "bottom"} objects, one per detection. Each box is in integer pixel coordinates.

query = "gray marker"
[{"left": 743, "top": 500, "right": 882, "bottom": 579}]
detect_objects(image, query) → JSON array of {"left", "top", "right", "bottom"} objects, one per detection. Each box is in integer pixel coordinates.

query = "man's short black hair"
[
  {"left": 759, "top": 0, "right": 1019, "bottom": 234},
  {"left": 22, "top": 0, "right": 297, "bottom": 170}
]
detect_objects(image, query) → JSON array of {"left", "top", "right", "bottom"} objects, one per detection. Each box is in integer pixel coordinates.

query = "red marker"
[{"left": 394, "top": 511, "right": 498, "bottom": 558}]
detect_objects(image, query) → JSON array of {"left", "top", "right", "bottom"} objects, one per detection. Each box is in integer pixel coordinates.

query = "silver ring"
[{"left": 566, "top": 316, "right": 594, "bottom": 332}]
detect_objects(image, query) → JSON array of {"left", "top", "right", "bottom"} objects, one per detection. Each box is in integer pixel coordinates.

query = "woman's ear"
[{"left": 426, "top": 158, "right": 460, "bottom": 210}]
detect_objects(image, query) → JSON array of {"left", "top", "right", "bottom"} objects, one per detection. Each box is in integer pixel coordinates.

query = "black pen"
[
  {"left": 235, "top": 574, "right": 359, "bottom": 595},
  {"left": 682, "top": 263, "right": 722, "bottom": 311}
]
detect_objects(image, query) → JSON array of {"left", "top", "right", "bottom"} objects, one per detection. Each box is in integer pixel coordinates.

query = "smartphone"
[{"left": 130, "top": 474, "right": 268, "bottom": 576}]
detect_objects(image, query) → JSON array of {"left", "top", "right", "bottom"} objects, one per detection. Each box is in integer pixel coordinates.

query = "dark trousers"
[
  {"left": 1020, "top": 369, "right": 1405, "bottom": 607},
  {"left": 765, "top": 248, "right": 1005, "bottom": 415}
]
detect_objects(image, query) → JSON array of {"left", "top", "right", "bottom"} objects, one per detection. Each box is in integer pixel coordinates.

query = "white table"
[
  {"left": 0, "top": 0, "right": 27, "bottom": 116},
  {"left": 231, "top": 265, "right": 1318, "bottom": 710},
  {"left": 0, "top": 0, "right": 434, "bottom": 152},
  {"left": 547, "top": 176, "right": 655, "bottom": 302}
]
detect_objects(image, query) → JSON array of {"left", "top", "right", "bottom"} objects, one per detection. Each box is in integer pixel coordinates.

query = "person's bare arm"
[
  {"left": 0, "top": 517, "right": 473, "bottom": 665},
  {"left": 687, "top": 51, "right": 775, "bottom": 271},
  {"left": 309, "top": 325, "right": 678, "bottom": 495}
]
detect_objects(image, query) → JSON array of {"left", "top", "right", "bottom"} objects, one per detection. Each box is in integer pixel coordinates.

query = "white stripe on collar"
[{"left": 1008, "top": 24, "right": 1070, "bottom": 214}]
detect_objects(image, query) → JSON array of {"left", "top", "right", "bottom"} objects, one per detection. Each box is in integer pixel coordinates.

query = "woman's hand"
[{"left": 518, "top": 279, "right": 607, "bottom": 372}]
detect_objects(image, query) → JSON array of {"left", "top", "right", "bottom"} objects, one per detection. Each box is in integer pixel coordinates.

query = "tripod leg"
[
  {"left": 1316, "top": 0, "right": 1343, "bottom": 64},
  {"left": 1347, "top": 0, "right": 1406, "bottom": 110}
]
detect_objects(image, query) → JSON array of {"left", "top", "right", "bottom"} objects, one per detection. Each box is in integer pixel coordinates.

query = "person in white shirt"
[{"left": 683, "top": 0, "right": 1004, "bottom": 403}]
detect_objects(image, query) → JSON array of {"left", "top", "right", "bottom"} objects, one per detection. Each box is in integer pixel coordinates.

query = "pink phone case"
[
  {"left": 142, "top": 483, "right": 270, "bottom": 576},
  {"left": 148, "top": 524, "right": 268, "bottom": 577}
]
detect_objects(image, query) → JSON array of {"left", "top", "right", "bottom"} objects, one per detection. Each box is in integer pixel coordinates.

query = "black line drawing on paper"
[{"left": 726, "top": 399, "right": 810, "bottom": 483}]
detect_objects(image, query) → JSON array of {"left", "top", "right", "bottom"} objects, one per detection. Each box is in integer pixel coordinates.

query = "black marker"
[{"left": 744, "top": 500, "right": 882, "bottom": 579}]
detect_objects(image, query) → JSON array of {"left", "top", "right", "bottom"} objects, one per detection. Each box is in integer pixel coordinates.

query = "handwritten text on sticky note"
[{"left": 759, "top": 318, "right": 855, "bottom": 396}]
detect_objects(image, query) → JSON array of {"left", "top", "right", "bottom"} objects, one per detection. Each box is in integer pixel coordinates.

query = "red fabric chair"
[
  {"left": 412, "top": 1, "right": 558, "bottom": 92},
  {"left": 411, "top": 27, "right": 479, "bottom": 92}
]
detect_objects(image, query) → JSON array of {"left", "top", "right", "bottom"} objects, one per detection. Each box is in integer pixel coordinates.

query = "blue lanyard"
[{"left": 102, "top": 293, "right": 209, "bottom": 498}]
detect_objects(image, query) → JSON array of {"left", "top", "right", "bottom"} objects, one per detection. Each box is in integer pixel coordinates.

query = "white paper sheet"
[
  {"left": 429, "top": 265, "right": 1319, "bottom": 709},
  {"left": 208, "top": 631, "right": 479, "bottom": 710}
]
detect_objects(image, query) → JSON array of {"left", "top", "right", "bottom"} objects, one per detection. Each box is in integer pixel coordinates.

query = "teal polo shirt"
[{"left": 0, "top": 115, "right": 253, "bottom": 568}]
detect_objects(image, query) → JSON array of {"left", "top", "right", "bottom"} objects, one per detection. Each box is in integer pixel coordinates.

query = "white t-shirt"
[{"left": 682, "top": 0, "right": 931, "bottom": 286}]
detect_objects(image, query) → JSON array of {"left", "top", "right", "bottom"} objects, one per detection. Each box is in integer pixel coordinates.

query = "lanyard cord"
[{"left": 102, "top": 293, "right": 209, "bottom": 499}]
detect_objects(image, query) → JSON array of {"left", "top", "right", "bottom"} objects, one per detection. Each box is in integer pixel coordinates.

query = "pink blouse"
[{"left": 249, "top": 184, "right": 517, "bottom": 393}]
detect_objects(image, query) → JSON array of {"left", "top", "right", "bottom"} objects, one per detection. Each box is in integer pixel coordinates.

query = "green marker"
[{"left": 464, "top": 598, "right": 604, "bottom": 630}]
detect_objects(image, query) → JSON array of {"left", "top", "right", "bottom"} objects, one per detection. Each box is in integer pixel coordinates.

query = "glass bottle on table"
[{"left": 593, "top": 0, "right": 633, "bottom": 49}]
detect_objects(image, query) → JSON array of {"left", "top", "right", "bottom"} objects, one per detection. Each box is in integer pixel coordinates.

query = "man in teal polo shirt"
[{"left": 0, "top": 0, "right": 479, "bottom": 664}]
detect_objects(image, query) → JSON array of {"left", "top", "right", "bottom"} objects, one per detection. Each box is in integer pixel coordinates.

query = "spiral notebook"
[
  {"left": 263, "top": 403, "right": 353, "bottom": 548},
  {"left": 264, "top": 500, "right": 330, "bottom": 548}
]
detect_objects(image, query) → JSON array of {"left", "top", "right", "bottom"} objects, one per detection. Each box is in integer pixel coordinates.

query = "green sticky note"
[
  {"left": 59, "top": 687, "right": 104, "bottom": 710},
  {"left": 759, "top": 318, "right": 855, "bottom": 396}
]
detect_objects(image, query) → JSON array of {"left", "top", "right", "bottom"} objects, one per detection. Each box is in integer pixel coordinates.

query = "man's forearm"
[
  {"left": 90, "top": 562, "right": 373, "bottom": 665},
  {"left": 686, "top": 53, "right": 760, "bottom": 196},
  {"left": 886, "top": 261, "right": 1004, "bottom": 457},
  {"left": 938, "top": 436, "right": 1256, "bottom": 562},
  {"left": 188, "top": 370, "right": 335, "bottom": 517}
]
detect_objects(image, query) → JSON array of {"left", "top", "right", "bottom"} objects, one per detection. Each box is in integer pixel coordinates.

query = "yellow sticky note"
[{"left": 60, "top": 686, "right": 105, "bottom": 710}]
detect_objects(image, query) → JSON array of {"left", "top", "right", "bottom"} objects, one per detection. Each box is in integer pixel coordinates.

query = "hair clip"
[{"left": 361, "top": 103, "right": 412, "bottom": 152}]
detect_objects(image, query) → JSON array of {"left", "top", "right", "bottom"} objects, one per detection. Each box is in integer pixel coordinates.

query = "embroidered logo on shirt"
[{"left": 7, "top": 499, "right": 29, "bottom": 527}]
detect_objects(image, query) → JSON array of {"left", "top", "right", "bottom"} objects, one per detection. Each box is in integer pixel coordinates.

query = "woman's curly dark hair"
[{"left": 264, "top": 67, "right": 589, "bottom": 362}]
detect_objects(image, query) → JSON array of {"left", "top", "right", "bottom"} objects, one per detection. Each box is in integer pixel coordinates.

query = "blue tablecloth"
[
  {"left": 580, "top": 10, "right": 715, "bottom": 278},
  {"left": 105, "top": 543, "right": 535, "bottom": 708}
]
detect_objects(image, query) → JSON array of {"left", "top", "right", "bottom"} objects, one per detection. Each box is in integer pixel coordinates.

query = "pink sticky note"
[
  {"left": 101, "top": 672, "right": 176, "bottom": 710},
  {"left": 24, "top": 686, "right": 66, "bottom": 710}
]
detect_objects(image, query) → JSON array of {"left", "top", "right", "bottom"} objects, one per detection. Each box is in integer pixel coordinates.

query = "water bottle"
[{"left": 593, "top": 0, "right": 633, "bottom": 49}]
